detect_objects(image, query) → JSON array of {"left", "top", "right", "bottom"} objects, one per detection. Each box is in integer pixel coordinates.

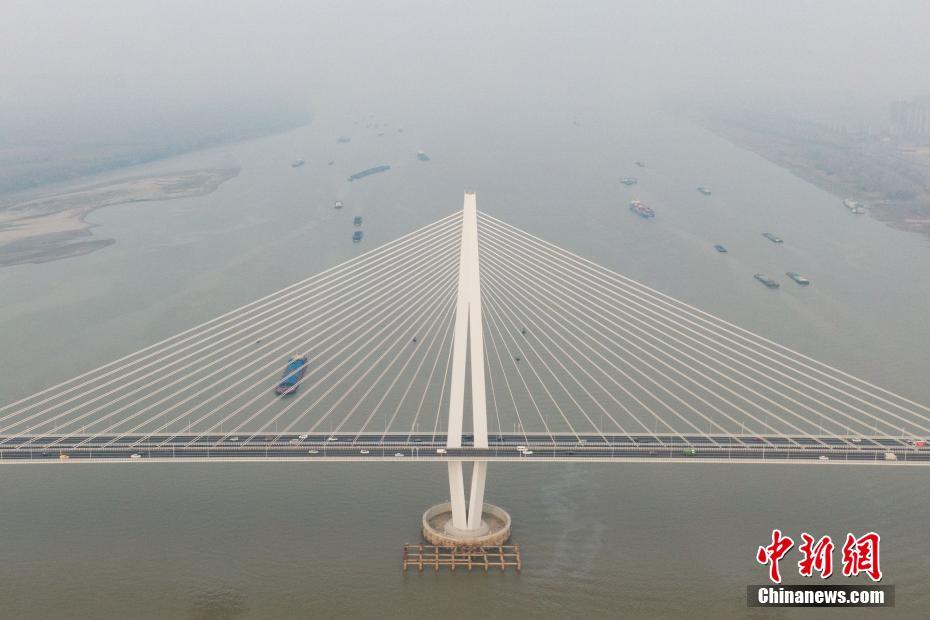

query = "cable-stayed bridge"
[{"left": 2, "top": 192, "right": 930, "bottom": 471}]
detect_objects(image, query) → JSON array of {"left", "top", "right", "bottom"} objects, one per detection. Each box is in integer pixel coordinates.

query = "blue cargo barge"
[{"left": 275, "top": 355, "right": 308, "bottom": 395}]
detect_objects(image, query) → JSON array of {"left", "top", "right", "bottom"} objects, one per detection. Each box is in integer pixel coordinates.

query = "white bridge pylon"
[{"left": 446, "top": 190, "right": 489, "bottom": 531}]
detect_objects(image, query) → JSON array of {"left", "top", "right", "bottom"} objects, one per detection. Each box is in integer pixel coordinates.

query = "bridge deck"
[{"left": 2, "top": 433, "right": 926, "bottom": 465}]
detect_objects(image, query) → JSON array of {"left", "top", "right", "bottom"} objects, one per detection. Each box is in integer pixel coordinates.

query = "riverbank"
[
  {"left": 0, "top": 168, "right": 239, "bottom": 267},
  {"left": 704, "top": 111, "right": 930, "bottom": 238}
]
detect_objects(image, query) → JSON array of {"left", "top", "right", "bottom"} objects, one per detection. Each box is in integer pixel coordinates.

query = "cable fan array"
[
  {"left": 476, "top": 212, "right": 930, "bottom": 447},
  {"left": 1, "top": 209, "right": 928, "bottom": 453}
]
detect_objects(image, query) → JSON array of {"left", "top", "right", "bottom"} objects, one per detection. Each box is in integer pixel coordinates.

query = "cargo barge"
[
  {"left": 754, "top": 274, "right": 780, "bottom": 289},
  {"left": 276, "top": 355, "right": 308, "bottom": 395},
  {"left": 348, "top": 164, "right": 391, "bottom": 182},
  {"left": 629, "top": 200, "right": 656, "bottom": 218}
]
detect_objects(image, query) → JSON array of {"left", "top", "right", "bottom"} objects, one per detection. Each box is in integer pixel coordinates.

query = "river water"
[{"left": 1, "top": 103, "right": 929, "bottom": 618}]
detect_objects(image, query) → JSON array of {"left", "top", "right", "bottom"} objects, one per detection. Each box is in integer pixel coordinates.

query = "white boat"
[{"left": 842, "top": 199, "right": 866, "bottom": 214}]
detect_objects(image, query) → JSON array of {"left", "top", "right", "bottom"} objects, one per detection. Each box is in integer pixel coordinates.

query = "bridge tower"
[{"left": 421, "top": 191, "right": 512, "bottom": 547}]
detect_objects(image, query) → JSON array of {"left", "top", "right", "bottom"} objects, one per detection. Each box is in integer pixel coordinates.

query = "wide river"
[{"left": 1, "top": 102, "right": 929, "bottom": 618}]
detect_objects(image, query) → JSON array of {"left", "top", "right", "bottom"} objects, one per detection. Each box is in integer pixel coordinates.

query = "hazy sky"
[{"left": 3, "top": 1, "right": 930, "bottom": 130}]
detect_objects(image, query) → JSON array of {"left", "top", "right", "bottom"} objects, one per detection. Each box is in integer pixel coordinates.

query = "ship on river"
[
  {"left": 629, "top": 200, "right": 655, "bottom": 218},
  {"left": 348, "top": 165, "right": 391, "bottom": 182},
  {"left": 275, "top": 355, "right": 308, "bottom": 395},
  {"left": 843, "top": 199, "right": 866, "bottom": 214},
  {"left": 754, "top": 273, "right": 780, "bottom": 289}
]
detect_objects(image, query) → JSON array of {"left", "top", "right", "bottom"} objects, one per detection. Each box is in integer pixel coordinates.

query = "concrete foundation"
[{"left": 422, "top": 502, "right": 512, "bottom": 547}]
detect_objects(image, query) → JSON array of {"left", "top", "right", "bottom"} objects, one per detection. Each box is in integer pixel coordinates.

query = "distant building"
[{"left": 890, "top": 99, "right": 930, "bottom": 137}]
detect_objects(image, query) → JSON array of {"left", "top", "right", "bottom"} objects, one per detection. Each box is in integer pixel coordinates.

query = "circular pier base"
[{"left": 422, "top": 502, "right": 512, "bottom": 547}]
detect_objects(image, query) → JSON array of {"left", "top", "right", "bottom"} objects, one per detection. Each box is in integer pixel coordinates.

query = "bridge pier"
[
  {"left": 422, "top": 190, "right": 512, "bottom": 546},
  {"left": 446, "top": 461, "right": 468, "bottom": 529},
  {"left": 422, "top": 500, "right": 512, "bottom": 547},
  {"left": 467, "top": 461, "right": 488, "bottom": 530}
]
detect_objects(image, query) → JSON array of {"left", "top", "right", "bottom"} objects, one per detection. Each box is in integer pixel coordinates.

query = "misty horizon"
[{"left": 3, "top": 1, "right": 930, "bottom": 124}]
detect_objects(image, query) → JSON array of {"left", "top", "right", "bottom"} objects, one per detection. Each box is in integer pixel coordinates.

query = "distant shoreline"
[
  {"left": 0, "top": 168, "right": 240, "bottom": 267},
  {"left": 0, "top": 113, "right": 310, "bottom": 197},
  {"left": 704, "top": 113, "right": 930, "bottom": 239}
]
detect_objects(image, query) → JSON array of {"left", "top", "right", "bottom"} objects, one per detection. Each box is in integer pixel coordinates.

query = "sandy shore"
[{"left": 0, "top": 168, "right": 239, "bottom": 267}]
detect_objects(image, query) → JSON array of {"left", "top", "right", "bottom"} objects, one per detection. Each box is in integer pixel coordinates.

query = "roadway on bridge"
[{"left": 2, "top": 433, "right": 927, "bottom": 464}]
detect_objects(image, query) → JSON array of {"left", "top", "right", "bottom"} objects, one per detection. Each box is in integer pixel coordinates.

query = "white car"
[
  {"left": 327, "top": 436, "right": 339, "bottom": 442},
  {"left": 298, "top": 434, "right": 309, "bottom": 440},
  {"left": 818, "top": 455, "right": 829, "bottom": 461},
  {"left": 229, "top": 436, "right": 239, "bottom": 442},
  {"left": 308, "top": 449, "right": 319, "bottom": 454},
  {"left": 435, "top": 448, "right": 447, "bottom": 455},
  {"left": 394, "top": 452, "right": 405, "bottom": 457},
  {"left": 515, "top": 445, "right": 527, "bottom": 452},
  {"left": 288, "top": 438, "right": 300, "bottom": 445},
  {"left": 130, "top": 453, "right": 142, "bottom": 459},
  {"left": 360, "top": 449, "right": 370, "bottom": 454},
  {"left": 884, "top": 452, "right": 897, "bottom": 461},
  {"left": 523, "top": 450, "right": 534, "bottom": 455}
]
